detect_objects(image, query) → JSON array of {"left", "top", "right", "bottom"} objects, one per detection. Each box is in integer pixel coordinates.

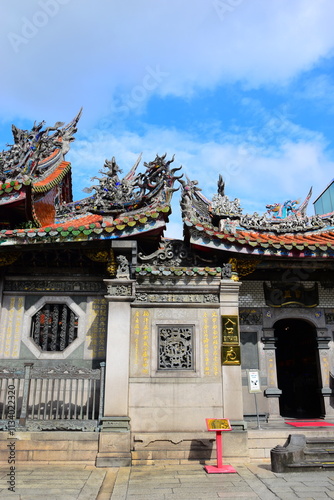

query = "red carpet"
[{"left": 286, "top": 421, "right": 334, "bottom": 427}]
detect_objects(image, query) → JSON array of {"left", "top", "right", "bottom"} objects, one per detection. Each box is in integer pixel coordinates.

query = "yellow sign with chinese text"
[{"left": 222, "top": 315, "right": 239, "bottom": 345}]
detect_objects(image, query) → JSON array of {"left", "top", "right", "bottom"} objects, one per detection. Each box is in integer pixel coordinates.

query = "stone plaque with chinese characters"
[
  {"left": 222, "top": 316, "right": 239, "bottom": 345},
  {"left": 131, "top": 309, "right": 150, "bottom": 376},
  {"left": 0, "top": 296, "right": 24, "bottom": 359},
  {"left": 84, "top": 297, "right": 107, "bottom": 359},
  {"left": 202, "top": 310, "right": 220, "bottom": 377}
]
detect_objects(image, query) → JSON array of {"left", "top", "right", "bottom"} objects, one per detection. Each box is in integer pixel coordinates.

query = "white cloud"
[
  {"left": 1, "top": 0, "right": 333, "bottom": 241},
  {"left": 1, "top": 0, "right": 334, "bottom": 123},
  {"left": 295, "top": 74, "right": 334, "bottom": 112},
  {"left": 68, "top": 122, "right": 334, "bottom": 238}
]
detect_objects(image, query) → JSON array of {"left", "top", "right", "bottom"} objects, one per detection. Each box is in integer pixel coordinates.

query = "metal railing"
[{"left": 0, "top": 362, "right": 105, "bottom": 430}]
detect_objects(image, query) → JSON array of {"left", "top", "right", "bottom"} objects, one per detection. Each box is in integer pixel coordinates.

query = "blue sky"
[{"left": 1, "top": 0, "right": 334, "bottom": 237}]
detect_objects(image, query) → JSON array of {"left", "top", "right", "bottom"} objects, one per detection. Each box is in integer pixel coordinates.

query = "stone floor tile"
[
  {"left": 1, "top": 461, "right": 334, "bottom": 500},
  {"left": 270, "top": 495, "right": 300, "bottom": 500},
  {"left": 21, "top": 496, "right": 77, "bottom": 500},
  {"left": 218, "top": 491, "right": 259, "bottom": 500},
  {"left": 167, "top": 494, "right": 220, "bottom": 499},
  {"left": 126, "top": 495, "right": 167, "bottom": 499},
  {"left": 297, "top": 495, "right": 330, "bottom": 499},
  {"left": 295, "top": 497, "right": 324, "bottom": 500},
  {"left": 130, "top": 487, "right": 173, "bottom": 494},
  {"left": 0, "top": 496, "right": 21, "bottom": 500},
  {"left": 217, "top": 493, "right": 259, "bottom": 498},
  {"left": 292, "top": 485, "right": 330, "bottom": 492},
  {"left": 14, "top": 488, "right": 80, "bottom": 495}
]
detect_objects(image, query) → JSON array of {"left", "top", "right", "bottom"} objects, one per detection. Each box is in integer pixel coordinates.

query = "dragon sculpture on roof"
[
  {"left": 266, "top": 188, "right": 312, "bottom": 219},
  {"left": 180, "top": 172, "right": 331, "bottom": 233},
  {"left": 59, "top": 153, "right": 182, "bottom": 217},
  {"left": 0, "top": 109, "right": 82, "bottom": 183}
]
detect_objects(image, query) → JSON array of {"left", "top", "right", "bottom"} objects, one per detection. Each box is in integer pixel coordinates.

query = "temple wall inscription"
[{"left": 0, "top": 296, "right": 24, "bottom": 359}]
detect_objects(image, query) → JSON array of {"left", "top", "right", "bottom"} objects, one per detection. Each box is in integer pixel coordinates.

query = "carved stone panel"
[
  {"left": 158, "top": 325, "right": 194, "bottom": 370},
  {"left": 240, "top": 308, "right": 263, "bottom": 325},
  {"left": 135, "top": 292, "right": 218, "bottom": 303},
  {"left": 4, "top": 279, "right": 106, "bottom": 294}
]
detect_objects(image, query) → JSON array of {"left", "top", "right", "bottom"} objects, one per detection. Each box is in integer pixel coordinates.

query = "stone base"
[
  {"left": 100, "top": 416, "right": 131, "bottom": 432},
  {"left": 131, "top": 431, "right": 249, "bottom": 465},
  {"left": 96, "top": 429, "right": 131, "bottom": 467},
  {"left": 96, "top": 452, "right": 131, "bottom": 467},
  {"left": 0, "top": 431, "right": 98, "bottom": 463},
  {"left": 267, "top": 414, "right": 285, "bottom": 423}
]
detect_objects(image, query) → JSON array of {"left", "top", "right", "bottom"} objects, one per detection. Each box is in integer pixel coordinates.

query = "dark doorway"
[{"left": 274, "top": 318, "right": 324, "bottom": 418}]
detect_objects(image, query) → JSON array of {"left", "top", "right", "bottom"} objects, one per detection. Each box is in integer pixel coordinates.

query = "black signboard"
[{"left": 263, "top": 282, "right": 318, "bottom": 308}]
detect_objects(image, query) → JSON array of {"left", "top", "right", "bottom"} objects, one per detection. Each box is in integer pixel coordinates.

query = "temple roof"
[
  {"left": 2, "top": 112, "right": 334, "bottom": 263},
  {"left": 0, "top": 111, "right": 82, "bottom": 228},
  {"left": 0, "top": 204, "right": 171, "bottom": 247},
  {"left": 180, "top": 176, "right": 334, "bottom": 259},
  {"left": 0, "top": 114, "right": 179, "bottom": 247},
  {"left": 0, "top": 111, "right": 81, "bottom": 187}
]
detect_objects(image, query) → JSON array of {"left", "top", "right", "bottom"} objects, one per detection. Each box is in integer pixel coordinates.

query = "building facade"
[{"left": 0, "top": 114, "right": 334, "bottom": 465}]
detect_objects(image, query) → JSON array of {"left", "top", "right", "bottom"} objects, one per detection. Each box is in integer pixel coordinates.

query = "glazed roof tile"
[
  {"left": 188, "top": 219, "right": 334, "bottom": 258},
  {"left": 33, "top": 161, "right": 71, "bottom": 193},
  {"left": 0, "top": 205, "right": 170, "bottom": 246}
]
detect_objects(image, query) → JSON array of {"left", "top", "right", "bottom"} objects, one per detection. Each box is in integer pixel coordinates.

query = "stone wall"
[
  {"left": 129, "top": 306, "right": 223, "bottom": 432},
  {"left": 0, "top": 431, "right": 98, "bottom": 464}
]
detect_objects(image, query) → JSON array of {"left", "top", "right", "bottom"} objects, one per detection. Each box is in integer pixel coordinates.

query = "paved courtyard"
[
  {"left": 1, "top": 462, "right": 334, "bottom": 499},
  {"left": 111, "top": 464, "right": 334, "bottom": 500}
]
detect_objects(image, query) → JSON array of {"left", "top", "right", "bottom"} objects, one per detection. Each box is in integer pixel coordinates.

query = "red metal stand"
[{"left": 204, "top": 419, "right": 237, "bottom": 474}]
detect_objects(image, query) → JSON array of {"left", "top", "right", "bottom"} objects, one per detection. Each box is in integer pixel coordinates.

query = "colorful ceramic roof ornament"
[
  {"left": 0, "top": 113, "right": 180, "bottom": 248},
  {"left": 180, "top": 175, "right": 334, "bottom": 259},
  {"left": 266, "top": 188, "right": 312, "bottom": 219},
  {"left": 0, "top": 110, "right": 82, "bottom": 228}
]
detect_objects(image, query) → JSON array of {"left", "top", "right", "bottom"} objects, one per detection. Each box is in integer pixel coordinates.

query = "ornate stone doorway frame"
[{"left": 261, "top": 309, "right": 333, "bottom": 422}]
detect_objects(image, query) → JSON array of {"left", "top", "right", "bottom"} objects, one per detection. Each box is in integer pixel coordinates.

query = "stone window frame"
[
  {"left": 151, "top": 320, "right": 201, "bottom": 378},
  {"left": 22, "top": 296, "right": 85, "bottom": 360}
]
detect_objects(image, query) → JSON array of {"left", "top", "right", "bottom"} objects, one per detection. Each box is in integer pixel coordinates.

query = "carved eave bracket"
[{"left": 85, "top": 248, "right": 117, "bottom": 277}]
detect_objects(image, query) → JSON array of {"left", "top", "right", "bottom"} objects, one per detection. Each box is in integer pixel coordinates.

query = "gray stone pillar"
[
  {"left": 316, "top": 330, "right": 334, "bottom": 418},
  {"left": 96, "top": 278, "right": 135, "bottom": 467},
  {"left": 262, "top": 331, "right": 283, "bottom": 422},
  {"left": 220, "top": 280, "right": 245, "bottom": 426}
]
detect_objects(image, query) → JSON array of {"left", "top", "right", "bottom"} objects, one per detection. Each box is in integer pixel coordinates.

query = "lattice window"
[
  {"left": 30, "top": 304, "right": 78, "bottom": 351},
  {"left": 158, "top": 325, "right": 194, "bottom": 370}
]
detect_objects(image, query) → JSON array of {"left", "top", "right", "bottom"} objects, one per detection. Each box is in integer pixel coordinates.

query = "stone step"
[
  {"left": 304, "top": 449, "right": 334, "bottom": 461},
  {"left": 287, "top": 460, "right": 334, "bottom": 472},
  {"left": 270, "top": 434, "right": 334, "bottom": 472},
  {"left": 306, "top": 437, "right": 334, "bottom": 447},
  {"left": 305, "top": 448, "right": 334, "bottom": 454}
]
